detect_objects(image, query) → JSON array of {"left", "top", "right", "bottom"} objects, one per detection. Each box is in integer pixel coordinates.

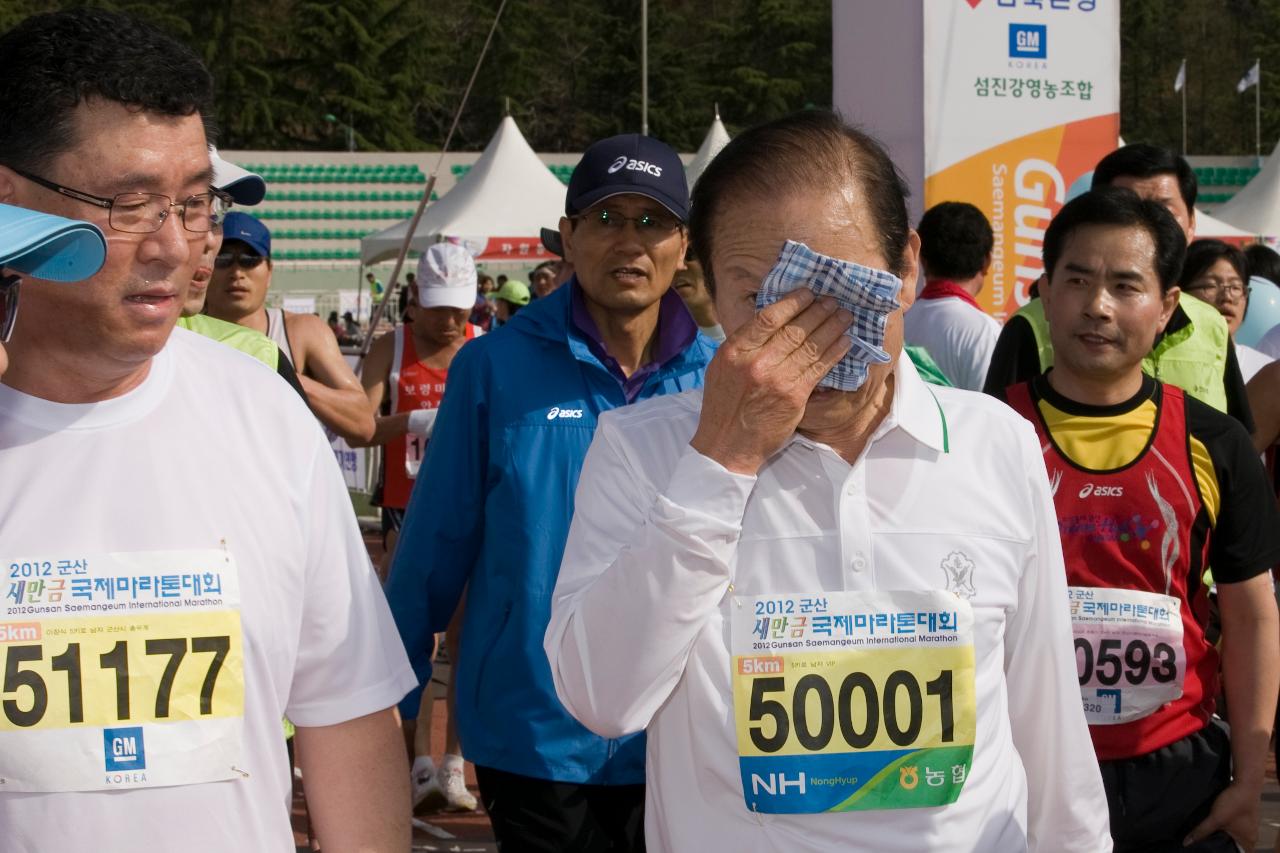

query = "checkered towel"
[{"left": 755, "top": 240, "right": 902, "bottom": 392}]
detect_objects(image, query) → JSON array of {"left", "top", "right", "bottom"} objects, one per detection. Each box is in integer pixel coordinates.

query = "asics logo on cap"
[
  {"left": 1078, "top": 483, "right": 1123, "bottom": 498},
  {"left": 546, "top": 406, "right": 584, "bottom": 420},
  {"left": 607, "top": 155, "right": 664, "bottom": 178}
]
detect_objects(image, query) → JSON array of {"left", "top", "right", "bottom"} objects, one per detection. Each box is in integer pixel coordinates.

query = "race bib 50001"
[
  {"left": 1, "top": 549, "right": 245, "bottom": 791},
  {"left": 731, "top": 590, "right": 975, "bottom": 814}
]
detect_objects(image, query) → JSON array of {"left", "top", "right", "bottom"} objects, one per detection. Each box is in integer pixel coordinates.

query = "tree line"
[{"left": 0, "top": 0, "right": 1278, "bottom": 155}]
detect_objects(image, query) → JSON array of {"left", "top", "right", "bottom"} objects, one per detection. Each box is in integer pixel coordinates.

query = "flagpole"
[
  {"left": 1257, "top": 59, "right": 1263, "bottom": 166},
  {"left": 1254, "top": 59, "right": 1264, "bottom": 163},
  {"left": 1182, "top": 79, "right": 1187, "bottom": 156}
]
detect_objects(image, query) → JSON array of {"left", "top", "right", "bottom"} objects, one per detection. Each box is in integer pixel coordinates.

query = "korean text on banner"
[{"left": 923, "top": 0, "right": 1119, "bottom": 321}]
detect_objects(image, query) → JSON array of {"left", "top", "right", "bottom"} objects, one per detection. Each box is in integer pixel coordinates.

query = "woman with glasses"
[{"left": 1181, "top": 239, "right": 1272, "bottom": 383}]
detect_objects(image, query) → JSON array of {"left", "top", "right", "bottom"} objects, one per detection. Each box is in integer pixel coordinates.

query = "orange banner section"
[
  {"left": 925, "top": 114, "right": 1118, "bottom": 321},
  {"left": 476, "top": 237, "right": 555, "bottom": 263}
]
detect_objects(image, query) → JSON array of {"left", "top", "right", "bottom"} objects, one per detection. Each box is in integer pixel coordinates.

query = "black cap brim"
[{"left": 540, "top": 227, "right": 564, "bottom": 258}]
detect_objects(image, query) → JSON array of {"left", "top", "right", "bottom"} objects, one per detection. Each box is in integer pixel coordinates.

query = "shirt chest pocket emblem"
[{"left": 940, "top": 551, "right": 976, "bottom": 600}]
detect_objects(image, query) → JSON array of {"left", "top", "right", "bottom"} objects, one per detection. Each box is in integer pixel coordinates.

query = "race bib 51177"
[
  {"left": 731, "top": 590, "right": 975, "bottom": 814},
  {"left": 0, "top": 549, "right": 245, "bottom": 792}
]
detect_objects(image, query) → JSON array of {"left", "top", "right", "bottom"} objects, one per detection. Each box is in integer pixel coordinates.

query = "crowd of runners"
[{"left": 3, "top": 7, "right": 1280, "bottom": 853}]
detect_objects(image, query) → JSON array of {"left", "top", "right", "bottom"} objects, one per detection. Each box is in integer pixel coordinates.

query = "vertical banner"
[
  {"left": 328, "top": 354, "right": 370, "bottom": 493},
  {"left": 924, "top": 0, "right": 1119, "bottom": 320},
  {"left": 338, "top": 289, "right": 367, "bottom": 323}
]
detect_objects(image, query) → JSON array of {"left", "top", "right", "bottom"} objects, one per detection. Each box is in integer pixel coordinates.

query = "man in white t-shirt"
[
  {"left": 903, "top": 201, "right": 1000, "bottom": 391},
  {"left": 545, "top": 111, "right": 1108, "bottom": 852},
  {"left": 0, "top": 9, "right": 416, "bottom": 851}
]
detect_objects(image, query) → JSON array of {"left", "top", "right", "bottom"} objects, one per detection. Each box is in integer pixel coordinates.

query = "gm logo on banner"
[
  {"left": 1009, "top": 24, "right": 1046, "bottom": 59},
  {"left": 104, "top": 726, "right": 147, "bottom": 772}
]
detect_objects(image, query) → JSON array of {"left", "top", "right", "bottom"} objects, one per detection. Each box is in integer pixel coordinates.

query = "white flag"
[
  {"left": 1174, "top": 59, "right": 1186, "bottom": 93},
  {"left": 1238, "top": 60, "right": 1260, "bottom": 93}
]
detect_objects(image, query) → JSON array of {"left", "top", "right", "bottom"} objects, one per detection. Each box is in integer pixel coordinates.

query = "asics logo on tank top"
[
  {"left": 546, "top": 406, "right": 585, "bottom": 421},
  {"left": 607, "top": 155, "right": 664, "bottom": 177},
  {"left": 1078, "top": 483, "right": 1124, "bottom": 499}
]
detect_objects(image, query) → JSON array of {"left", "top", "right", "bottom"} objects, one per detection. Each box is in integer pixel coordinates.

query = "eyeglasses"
[
  {"left": 7, "top": 166, "right": 229, "bottom": 234},
  {"left": 1186, "top": 278, "right": 1249, "bottom": 301},
  {"left": 1, "top": 274, "right": 19, "bottom": 343},
  {"left": 570, "top": 208, "right": 682, "bottom": 241},
  {"left": 214, "top": 251, "right": 266, "bottom": 270}
]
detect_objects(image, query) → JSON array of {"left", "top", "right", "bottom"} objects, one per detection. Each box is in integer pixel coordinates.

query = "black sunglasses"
[
  {"left": 214, "top": 252, "right": 266, "bottom": 270},
  {"left": 1, "top": 273, "right": 19, "bottom": 343}
]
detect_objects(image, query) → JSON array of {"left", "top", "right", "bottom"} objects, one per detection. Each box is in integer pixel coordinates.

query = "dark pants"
[
  {"left": 1100, "top": 721, "right": 1237, "bottom": 853},
  {"left": 474, "top": 764, "right": 645, "bottom": 853}
]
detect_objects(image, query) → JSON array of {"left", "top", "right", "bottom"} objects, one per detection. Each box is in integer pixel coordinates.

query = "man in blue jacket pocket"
[{"left": 385, "top": 132, "right": 716, "bottom": 852}]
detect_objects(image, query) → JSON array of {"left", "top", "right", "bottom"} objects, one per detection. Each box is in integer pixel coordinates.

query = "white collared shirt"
[{"left": 545, "top": 357, "right": 1109, "bottom": 853}]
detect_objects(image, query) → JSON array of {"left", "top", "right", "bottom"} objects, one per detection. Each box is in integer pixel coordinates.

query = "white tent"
[
  {"left": 360, "top": 116, "right": 566, "bottom": 264},
  {"left": 685, "top": 110, "right": 731, "bottom": 187},
  {"left": 1208, "top": 139, "right": 1280, "bottom": 239},
  {"left": 1195, "top": 208, "right": 1255, "bottom": 241}
]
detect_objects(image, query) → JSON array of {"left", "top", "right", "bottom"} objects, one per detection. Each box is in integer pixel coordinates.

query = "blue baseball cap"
[
  {"left": 221, "top": 211, "right": 271, "bottom": 257},
  {"left": 566, "top": 134, "right": 689, "bottom": 222},
  {"left": 0, "top": 203, "right": 106, "bottom": 282}
]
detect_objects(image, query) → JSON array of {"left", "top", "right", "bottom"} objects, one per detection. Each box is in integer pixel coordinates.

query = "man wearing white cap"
[
  {"left": 175, "top": 149, "right": 307, "bottom": 399},
  {"left": 355, "top": 242, "right": 483, "bottom": 812},
  {"left": 0, "top": 201, "right": 107, "bottom": 376}
]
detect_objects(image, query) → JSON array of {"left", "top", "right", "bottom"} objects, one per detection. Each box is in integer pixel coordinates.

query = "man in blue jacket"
[{"left": 385, "top": 133, "right": 715, "bottom": 851}]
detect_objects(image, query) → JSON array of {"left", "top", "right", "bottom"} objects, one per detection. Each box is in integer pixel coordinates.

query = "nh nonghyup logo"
[{"left": 1009, "top": 23, "right": 1046, "bottom": 59}]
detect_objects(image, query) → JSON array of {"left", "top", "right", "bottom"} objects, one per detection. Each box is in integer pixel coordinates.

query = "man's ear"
[
  {"left": 1157, "top": 286, "right": 1181, "bottom": 335},
  {"left": 898, "top": 230, "right": 922, "bottom": 312},
  {"left": 0, "top": 166, "right": 19, "bottom": 204},
  {"left": 558, "top": 216, "right": 575, "bottom": 265}
]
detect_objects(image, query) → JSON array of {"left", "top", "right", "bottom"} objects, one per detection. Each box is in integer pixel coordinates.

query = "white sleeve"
[
  {"left": 1003, "top": 422, "right": 1111, "bottom": 852},
  {"left": 545, "top": 420, "right": 755, "bottom": 738},
  {"left": 968, "top": 318, "right": 1001, "bottom": 392},
  {"left": 286, "top": 430, "right": 418, "bottom": 726}
]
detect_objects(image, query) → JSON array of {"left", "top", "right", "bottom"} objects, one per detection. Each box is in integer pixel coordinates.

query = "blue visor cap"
[
  {"left": 566, "top": 133, "right": 689, "bottom": 222},
  {"left": 0, "top": 203, "right": 106, "bottom": 282},
  {"left": 221, "top": 211, "right": 271, "bottom": 257}
]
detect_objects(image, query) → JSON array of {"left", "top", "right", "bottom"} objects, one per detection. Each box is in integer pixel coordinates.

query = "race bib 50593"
[
  {"left": 731, "top": 590, "right": 975, "bottom": 814},
  {"left": 1068, "top": 586, "right": 1184, "bottom": 725}
]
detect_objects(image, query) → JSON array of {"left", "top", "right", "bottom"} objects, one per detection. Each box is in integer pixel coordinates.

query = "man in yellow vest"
[
  {"left": 984, "top": 144, "right": 1253, "bottom": 432},
  {"left": 175, "top": 149, "right": 308, "bottom": 399}
]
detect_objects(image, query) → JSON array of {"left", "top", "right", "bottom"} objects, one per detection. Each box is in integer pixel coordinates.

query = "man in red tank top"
[
  {"left": 355, "top": 242, "right": 483, "bottom": 814},
  {"left": 1000, "top": 188, "right": 1280, "bottom": 852}
]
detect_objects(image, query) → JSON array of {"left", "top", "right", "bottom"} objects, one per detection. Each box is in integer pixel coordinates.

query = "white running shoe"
[
  {"left": 437, "top": 765, "right": 477, "bottom": 812},
  {"left": 412, "top": 768, "right": 446, "bottom": 812}
]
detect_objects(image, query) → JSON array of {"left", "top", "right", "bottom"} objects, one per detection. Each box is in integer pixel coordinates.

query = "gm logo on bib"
[
  {"left": 547, "top": 406, "right": 585, "bottom": 421},
  {"left": 104, "top": 726, "right": 147, "bottom": 772}
]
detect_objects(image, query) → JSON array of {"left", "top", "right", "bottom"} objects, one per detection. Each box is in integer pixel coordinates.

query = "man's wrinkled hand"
[{"left": 689, "top": 288, "right": 853, "bottom": 476}]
